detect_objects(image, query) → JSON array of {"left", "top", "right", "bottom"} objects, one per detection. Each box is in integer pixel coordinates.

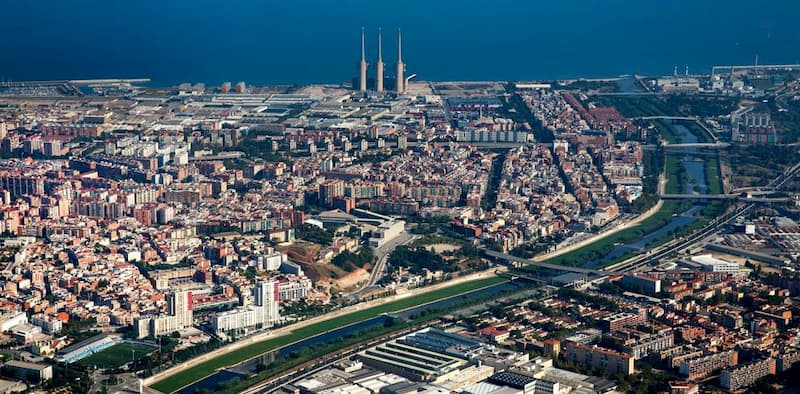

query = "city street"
[{"left": 350, "top": 231, "right": 418, "bottom": 297}]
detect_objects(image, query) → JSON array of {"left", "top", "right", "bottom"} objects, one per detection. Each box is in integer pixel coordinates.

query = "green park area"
[
  {"left": 78, "top": 342, "right": 157, "bottom": 369},
  {"left": 595, "top": 94, "right": 738, "bottom": 119},
  {"left": 151, "top": 275, "right": 506, "bottom": 393}
]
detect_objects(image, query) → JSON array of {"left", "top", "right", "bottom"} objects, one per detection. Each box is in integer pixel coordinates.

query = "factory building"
[
  {"left": 732, "top": 112, "right": 777, "bottom": 144},
  {"left": 0, "top": 313, "right": 27, "bottom": 333},
  {"left": 621, "top": 274, "right": 662, "bottom": 295},
  {"left": 690, "top": 254, "right": 740, "bottom": 275},
  {"left": 486, "top": 371, "right": 538, "bottom": 392},
  {"left": 2, "top": 361, "right": 52, "bottom": 383},
  {"left": 357, "top": 328, "right": 481, "bottom": 382},
  {"left": 368, "top": 219, "right": 405, "bottom": 248}
]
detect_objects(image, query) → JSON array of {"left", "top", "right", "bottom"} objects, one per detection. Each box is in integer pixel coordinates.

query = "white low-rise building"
[
  {"left": 691, "top": 254, "right": 740, "bottom": 275},
  {"left": 0, "top": 312, "right": 28, "bottom": 332},
  {"left": 30, "top": 314, "right": 63, "bottom": 335},
  {"left": 369, "top": 220, "right": 405, "bottom": 248},
  {"left": 278, "top": 277, "right": 312, "bottom": 302},
  {"left": 254, "top": 250, "right": 286, "bottom": 271}
]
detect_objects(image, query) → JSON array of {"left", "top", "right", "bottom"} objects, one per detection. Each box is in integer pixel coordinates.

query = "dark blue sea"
[{"left": 2, "top": 0, "right": 799, "bottom": 86}]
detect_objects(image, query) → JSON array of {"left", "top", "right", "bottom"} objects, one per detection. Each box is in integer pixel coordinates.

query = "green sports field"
[{"left": 78, "top": 342, "right": 157, "bottom": 369}]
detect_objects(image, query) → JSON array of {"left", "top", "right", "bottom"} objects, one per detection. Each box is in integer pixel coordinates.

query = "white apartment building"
[{"left": 212, "top": 281, "right": 280, "bottom": 336}]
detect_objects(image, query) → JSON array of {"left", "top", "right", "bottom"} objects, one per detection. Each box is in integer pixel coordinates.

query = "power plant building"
[
  {"left": 359, "top": 27, "right": 368, "bottom": 92},
  {"left": 376, "top": 28, "right": 384, "bottom": 93}
]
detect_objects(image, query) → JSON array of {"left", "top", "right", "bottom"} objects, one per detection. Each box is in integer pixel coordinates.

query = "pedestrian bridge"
[
  {"left": 660, "top": 194, "right": 791, "bottom": 203},
  {"left": 642, "top": 142, "right": 729, "bottom": 150},
  {"left": 484, "top": 249, "right": 601, "bottom": 275}
]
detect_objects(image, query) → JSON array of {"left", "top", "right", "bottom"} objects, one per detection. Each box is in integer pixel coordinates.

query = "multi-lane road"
[{"left": 348, "top": 231, "right": 418, "bottom": 298}]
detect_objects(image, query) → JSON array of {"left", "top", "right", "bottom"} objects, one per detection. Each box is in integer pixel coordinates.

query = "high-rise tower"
[
  {"left": 376, "top": 28, "right": 384, "bottom": 93},
  {"left": 396, "top": 28, "right": 405, "bottom": 94},
  {"left": 168, "top": 290, "right": 193, "bottom": 327},
  {"left": 359, "top": 27, "right": 368, "bottom": 92},
  {"left": 253, "top": 281, "right": 280, "bottom": 326}
]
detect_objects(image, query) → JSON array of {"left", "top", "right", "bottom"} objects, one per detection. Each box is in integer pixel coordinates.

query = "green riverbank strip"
[
  {"left": 533, "top": 154, "right": 685, "bottom": 268},
  {"left": 532, "top": 149, "right": 724, "bottom": 270},
  {"left": 150, "top": 275, "right": 506, "bottom": 393},
  {"left": 516, "top": 95, "right": 725, "bottom": 271}
]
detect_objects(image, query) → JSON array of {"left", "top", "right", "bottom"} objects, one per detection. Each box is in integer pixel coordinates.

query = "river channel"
[
  {"left": 176, "top": 280, "right": 524, "bottom": 394},
  {"left": 582, "top": 123, "right": 708, "bottom": 269}
]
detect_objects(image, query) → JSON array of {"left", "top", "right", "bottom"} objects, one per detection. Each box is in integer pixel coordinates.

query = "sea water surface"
[{"left": 2, "top": 0, "right": 800, "bottom": 86}]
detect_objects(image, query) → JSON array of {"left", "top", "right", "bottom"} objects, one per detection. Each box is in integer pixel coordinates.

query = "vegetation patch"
[
  {"left": 331, "top": 248, "right": 374, "bottom": 271},
  {"left": 294, "top": 223, "right": 335, "bottom": 246}
]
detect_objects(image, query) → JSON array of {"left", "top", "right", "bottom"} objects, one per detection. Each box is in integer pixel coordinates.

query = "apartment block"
[
  {"left": 625, "top": 331, "right": 675, "bottom": 360},
  {"left": 600, "top": 309, "right": 647, "bottom": 332},
  {"left": 565, "top": 341, "right": 634, "bottom": 375},
  {"left": 679, "top": 350, "right": 738, "bottom": 380},
  {"left": 777, "top": 351, "right": 800, "bottom": 372},
  {"left": 720, "top": 358, "right": 775, "bottom": 391}
]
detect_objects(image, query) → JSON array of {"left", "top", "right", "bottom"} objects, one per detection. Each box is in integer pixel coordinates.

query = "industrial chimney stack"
[
  {"left": 376, "top": 28, "right": 384, "bottom": 93},
  {"left": 359, "top": 27, "right": 368, "bottom": 92},
  {"left": 396, "top": 28, "right": 405, "bottom": 94}
]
